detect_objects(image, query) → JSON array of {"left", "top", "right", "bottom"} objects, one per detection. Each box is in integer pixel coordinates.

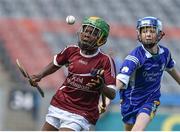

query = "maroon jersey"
[{"left": 50, "top": 45, "right": 116, "bottom": 124}]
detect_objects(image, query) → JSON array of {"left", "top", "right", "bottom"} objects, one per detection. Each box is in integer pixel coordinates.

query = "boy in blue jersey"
[{"left": 116, "top": 16, "right": 180, "bottom": 131}]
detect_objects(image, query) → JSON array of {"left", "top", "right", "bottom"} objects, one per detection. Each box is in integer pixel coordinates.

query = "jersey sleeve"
[
  {"left": 103, "top": 56, "right": 116, "bottom": 90},
  {"left": 116, "top": 50, "right": 141, "bottom": 87},
  {"left": 165, "top": 51, "right": 175, "bottom": 71},
  {"left": 53, "top": 46, "right": 70, "bottom": 67}
]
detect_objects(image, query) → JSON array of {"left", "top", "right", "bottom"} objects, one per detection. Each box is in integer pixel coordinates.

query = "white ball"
[{"left": 66, "top": 15, "right": 75, "bottom": 25}]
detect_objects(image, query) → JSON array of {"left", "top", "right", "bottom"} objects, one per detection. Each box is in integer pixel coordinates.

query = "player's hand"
[
  {"left": 86, "top": 69, "right": 105, "bottom": 90},
  {"left": 120, "top": 89, "right": 125, "bottom": 104},
  {"left": 120, "top": 99, "right": 124, "bottom": 104},
  {"left": 86, "top": 76, "right": 105, "bottom": 89},
  {"left": 98, "top": 103, "right": 106, "bottom": 114},
  {"left": 29, "top": 74, "right": 42, "bottom": 87},
  {"left": 30, "top": 74, "right": 42, "bottom": 82}
]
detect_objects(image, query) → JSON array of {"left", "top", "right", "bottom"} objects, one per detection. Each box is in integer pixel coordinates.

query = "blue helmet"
[
  {"left": 136, "top": 16, "right": 164, "bottom": 47},
  {"left": 137, "top": 16, "right": 162, "bottom": 34}
]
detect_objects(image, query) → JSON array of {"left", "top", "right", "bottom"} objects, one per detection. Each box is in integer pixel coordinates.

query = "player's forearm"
[
  {"left": 167, "top": 68, "right": 180, "bottom": 85},
  {"left": 38, "top": 62, "right": 60, "bottom": 78},
  {"left": 116, "top": 79, "right": 125, "bottom": 90},
  {"left": 102, "top": 86, "right": 116, "bottom": 100},
  {"left": 116, "top": 79, "right": 126, "bottom": 101}
]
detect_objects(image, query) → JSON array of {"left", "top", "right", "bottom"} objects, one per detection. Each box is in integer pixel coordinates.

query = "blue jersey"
[{"left": 117, "top": 44, "right": 175, "bottom": 106}]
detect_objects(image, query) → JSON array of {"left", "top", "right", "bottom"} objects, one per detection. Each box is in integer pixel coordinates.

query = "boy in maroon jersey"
[{"left": 30, "top": 16, "right": 116, "bottom": 131}]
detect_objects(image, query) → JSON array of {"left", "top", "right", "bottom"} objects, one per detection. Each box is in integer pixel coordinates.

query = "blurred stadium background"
[{"left": 0, "top": 0, "right": 180, "bottom": 130}]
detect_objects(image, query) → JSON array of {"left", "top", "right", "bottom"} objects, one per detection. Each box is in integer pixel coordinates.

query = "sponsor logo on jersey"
[
  {"left": 78, "top": 60, "right": 88, "bottom": 65},
  {"left": 143, "top": 71, "right": 162, "bottom": 82}
]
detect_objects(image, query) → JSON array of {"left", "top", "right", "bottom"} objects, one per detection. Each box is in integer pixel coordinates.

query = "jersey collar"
[
  {"left": 80, "top": 48, "right": 100, "bottom": 58},
  {"left": 141, "top": 45, "right": 164, "bottom": 58}
]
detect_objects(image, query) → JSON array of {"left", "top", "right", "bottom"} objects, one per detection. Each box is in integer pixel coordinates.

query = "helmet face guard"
[
  {"left": 136, "top": 16, "right": 164, "bottom": 48},
  {"left": 78, "top": 16, "right": 110, "bottom": 51},
  {"left": 78, "top": 24, "right": 101, "bottom": 50}
]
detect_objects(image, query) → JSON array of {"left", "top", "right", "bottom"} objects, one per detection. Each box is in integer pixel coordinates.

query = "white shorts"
[{"left": 46, "top": 105, "right": 94, "bottom": 131}]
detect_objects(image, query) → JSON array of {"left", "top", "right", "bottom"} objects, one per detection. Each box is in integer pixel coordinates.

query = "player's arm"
[
  {"left": 116, "top": 53, "right": 140, "bottom": 101},
  {"left": 31, "top": 46, "right": 71, "bottom": 83},
  {"left": 116, "top": 77, "right": 126, "bottom": 103},
  {"left": 88, "top": 68, "right": 116, "bottom": 99},
  {"left": 167, "top": 68, "right": 180, "bottom": 85},
  {"left": 88, "top": 75, "right": 116, "bottom": 99},
  {"left": 116, "top": 64, "right": 133, "bottom": 91},
  {"left": 102, "top": 85, "right": 116, "bottom": 99},
  {"left": 31, "top": 62, "right": 60, "bottom": 82},
  {"left": 116, "top": 79, "right": 125, "bottom": 90},
  {"left": 165, "top": 51, "right": 180, "bottom": 85}
]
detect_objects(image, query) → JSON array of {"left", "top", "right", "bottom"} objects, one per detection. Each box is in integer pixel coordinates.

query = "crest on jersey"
[{"left": 121, "top": 66, "right": 129, "bottom": 73}]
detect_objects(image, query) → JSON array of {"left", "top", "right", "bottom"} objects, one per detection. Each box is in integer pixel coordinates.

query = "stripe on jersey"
[
  {"left": 68, "top": 71, "right": 92, "bottom": 76},
  {"left": 125, "top": 55, "right": 139, "bottom": 65},
  {"left": 53, "top": 55, "right": 61, "bottom": 67},
  {"left": 100, "top": 51, "right": 116, "bottom": 78}
]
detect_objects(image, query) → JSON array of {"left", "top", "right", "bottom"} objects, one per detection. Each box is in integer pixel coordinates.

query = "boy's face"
[
  {"left": 78, "top": 24, "right": 100, "bottom": 51},
  {"left": 140, "top": 26, "right": 158, "bottom": 46}
]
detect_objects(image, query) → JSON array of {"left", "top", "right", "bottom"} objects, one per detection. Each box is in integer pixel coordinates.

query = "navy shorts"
[{"left": 121, "top": 100, "right": 160, "bottom": 124}]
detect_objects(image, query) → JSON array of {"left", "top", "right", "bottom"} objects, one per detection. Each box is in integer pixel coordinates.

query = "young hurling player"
[
  {"left": 30, "top": 16, "right": 116, "bottom": 131},
  {"left": 116, "top": 16, "right": 180, "bottom": 131}
]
